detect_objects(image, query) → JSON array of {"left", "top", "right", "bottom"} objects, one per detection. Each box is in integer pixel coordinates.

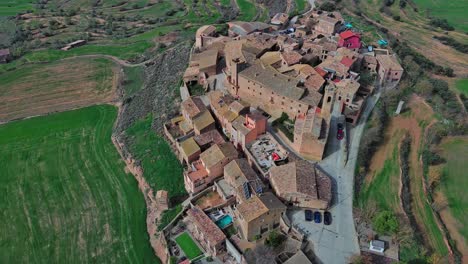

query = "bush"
[
  {"left": 430, "top": 18, "right": 454, "bottom": 31},
  {"left": 433, "top": 36, "right": 468, "bottom": 54},
  {"left": 319, "top": 2, "right": 336, "bottom": 12},
  {"left": 265, "top": 231, "right": 285, "bottom": 248},
  {"left": 399, "top": 0, "right": 406, "bottom": 8},
  {"left": 393, "top": 15, "right": 401, "bottom": 21},
  {"left": 373, "top": 210, "right": 399, "bottom": 234}
]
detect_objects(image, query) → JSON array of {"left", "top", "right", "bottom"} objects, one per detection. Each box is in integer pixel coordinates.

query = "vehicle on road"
[
  {"left": 324, "top": 211, "right": 332, "bottom": 225},
  {"left": 337, "top": 123, "right": 344, "bottom": 140},
  {"left": 305, "top": 210, "right": 313, "bottom": 221},
  {"left": 314, "top": 211, "right": 322, "bottom": 223}
]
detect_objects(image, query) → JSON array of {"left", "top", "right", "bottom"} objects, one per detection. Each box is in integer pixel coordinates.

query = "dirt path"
[{"left": 59, "top": 54, "right": 150, "bottom": 67}]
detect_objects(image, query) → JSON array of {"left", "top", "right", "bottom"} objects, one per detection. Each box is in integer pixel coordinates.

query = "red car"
[{"left": 337, "top": 123, "right": 344, "bottom": 140}]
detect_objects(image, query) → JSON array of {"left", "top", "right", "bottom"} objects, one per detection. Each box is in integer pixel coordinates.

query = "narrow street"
[{"left": 287, "top": 90, "right": 381, "bottom": 263}]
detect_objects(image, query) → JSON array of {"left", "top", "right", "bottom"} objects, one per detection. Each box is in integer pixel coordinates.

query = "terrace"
[{"left": 246, "top": 133, "right": 289, "bottom": 174}]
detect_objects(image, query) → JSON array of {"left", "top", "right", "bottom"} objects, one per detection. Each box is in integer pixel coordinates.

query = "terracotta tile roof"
[
  {"left": 224, "top": 159, "right": 258, "bottom": 188},
  {"left": 229, "top": 100, "right": 249, "bottom": 114},
  {"left": 239, "top": 62, "right": 305, "bottom": 100},
  {"left": 196, "top": 25, "right": 216, "bottom": 37},
  {"left": 228, "top": 21, "right": 271, "bottom": 36},
  {"left": 237, "top": 192, "right": 285, "bottom": 222},
  {"left": 200, "top": 142, "right": 238, "bottom": 169},
  {"left": 376, "top": 54, "right": 403, "bottom": 71},
  {"left": 335, "top": 79, "right": 360, "bottom": 95},
  {"left": 281, "top": 51, "right": 303, "bottom": 66},
  {"left": 340, "top": 57, "right": 354, "bottom": 67},
  {"left": 363, "top": 55, "right": 377, "bottom": 64},
  {"left": 187, "top": 206, "right": 226, "bottom": 245},
  {"left": 260, "top": 51, "right": 282, "bottom": 66},
  {"left": 187, "top": 160, "right": 208, "bottom": 181},
  {"left": 192, "top": 49, "right": 218, "bottom": 71},
  {"left": 182, "top": 97, "right": 206, "bottom": 119},
  {"left": 180, "top": 137, "right": 201, "bottom": 157},
  {"left": 314, "top": 67, "right": 327, "bottom": 77},
  {"left": 270, "top": 160, "right": 331, "bottom": 203},
  {"left": 339, "top": 30, "right": 356, "bottom": 39},
  {"left": 237, "top": 195, "right": 268, "bottom": 222},
  {"left": 193, "top": 110, "right": 215, "bottom": 132},
  {"left": 258, "top": 192, "right": 286, "bottom": 211},
  {"left": 300, "top": 89, "right": 323, "bottom": 107},
  {"left": 194, "top": 130, "right": 225, "bottom": 147},
  {"left": 232, "top": 115, "right": 252, "bottom": 136}
]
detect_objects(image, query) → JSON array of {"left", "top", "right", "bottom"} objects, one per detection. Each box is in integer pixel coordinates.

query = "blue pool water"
[{"left": 215, "top": 215, "right": 233, "bottom": 229}]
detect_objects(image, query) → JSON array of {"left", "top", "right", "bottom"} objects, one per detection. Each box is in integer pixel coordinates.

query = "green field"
[
  {"left": 413, "top": 0, "right": 468, "bottom": 32},
  {"left": 358, "top": 142, "right": 401, "bottom": 211},
  {"left": 455, "top": 79, "right": 468, "bottom": 96},
  {"left": 0, "top": 105, "right": 159, "bottom": 263},
  {"left": 125, "top": 115, "right": 186, "bottom": 200},
  {"left": 441, "top": 137, "right": 468, "bottom": 240},
  {"left": 0, "top": 0, "right": 33, "bottom": 16},
  {"left": 237, "top": 0, "right": 257, "bottom": 21},
  {"left": 175, "top": 232, "right": 203, "bottom": 260}
]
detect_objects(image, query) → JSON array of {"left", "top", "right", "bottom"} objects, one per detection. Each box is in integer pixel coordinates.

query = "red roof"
[
  {"left": 340, "top": 57, "right": 354, "bottom": 67},
  {"left": 339, "top": 30, "right": 357, "bottom": 39},
  {"left": 314, "top": 67, "right": 327, "bottom": 77}
]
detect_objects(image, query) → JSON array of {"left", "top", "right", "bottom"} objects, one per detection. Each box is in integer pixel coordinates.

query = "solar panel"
[{"left": 242, "top": 182, "right": 251, "bottom": 199}]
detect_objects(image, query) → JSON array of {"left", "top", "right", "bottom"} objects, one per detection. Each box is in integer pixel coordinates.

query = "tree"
[
  {"left": 265, "top": 231, "right": 285, "bottom": 248},
  {"left": 373, "top": 210, "right": 399, "bottom": 234}
]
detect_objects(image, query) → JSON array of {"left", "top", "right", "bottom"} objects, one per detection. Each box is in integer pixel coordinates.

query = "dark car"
[
  {"left": 305, "top": 210, "right": 313, "bottom": 221},
  {"left": 314, "top": 211, "right": 322, "bottom": 223},
  {"left": 337, "top": 123, "right": 344, "bottom": 140},
  {"left": 324, "top": 211, "right": 332, "bottom": 225}
]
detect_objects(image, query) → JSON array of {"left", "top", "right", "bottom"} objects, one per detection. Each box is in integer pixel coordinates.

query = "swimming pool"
[{"left": 215, "top": 215, "right": 233, "bottom": 229}]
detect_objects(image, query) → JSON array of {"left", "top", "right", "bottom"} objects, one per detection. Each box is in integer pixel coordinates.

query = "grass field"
[
  {"left": 455, "top": 79, "right": 468, "bottom": 96},
  {"left": 0, "top": 57, "right": 117, "bottom": 122},
  {"left": 0, "top": 105, "right": 159, "bottom": 263},
  {"left": 440, "top": 137, "right": 468, "bottom": 240},
  {"left": 125, "top": 115, "right": 186, "bottom": 200},
  {"left": 0, "top": 0, "right": 33, "bottom": 16},
  {"left": 358, "top": 141, "right": 402, "bottom": 211},
  {"left": 237, "top": 0, "right": 257, "bottom": 21},
  {"left": 175, "top": 232, "right": 203, "bottom": 260},
  {"left": 412, "top": 0, "right": 468, "bottom": 32}
]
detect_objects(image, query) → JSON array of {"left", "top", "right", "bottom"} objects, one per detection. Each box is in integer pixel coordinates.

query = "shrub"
[
  {"left": 265, "top": 231, "right": 285, "bottom": 248},
  {"left": 373, "top": 211, "right": 399, "bottom": 234},
  {"left": 433, "top": 36, "right": 468, "bottom": 54},
  {"left": 430, "top": 18, "right": 454, "bottom": 31},
  {"left": 319, "top": 2, "right": 336, "bottom": 12},
  {"left": 384, "top": 0, "right": 394, "bottom": 6},
  {"left": 399, "top": 0, "right": 406, "bottom": 8},
  {"left": 393, "top": 15, "right": 401, "bottom": 21}
]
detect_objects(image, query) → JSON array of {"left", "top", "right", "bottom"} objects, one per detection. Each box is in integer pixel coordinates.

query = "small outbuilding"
[
  {"left": 0, "top": 49, "right": 11, "bottom": 63},
  {"left": 369, "top": 240, "right": 385, "bottom": 253}
]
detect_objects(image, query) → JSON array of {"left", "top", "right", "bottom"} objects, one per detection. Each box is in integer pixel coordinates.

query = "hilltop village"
[{"left": 157, "top": 9, "right": 403, "bottom": 264}]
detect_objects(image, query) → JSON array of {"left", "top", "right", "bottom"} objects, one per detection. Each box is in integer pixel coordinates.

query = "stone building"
[
  {"left": 186, "top": 206, "right": 226, "bottom": 256},
  {"left": 223, "top": 159, "right": 264, "bottom": 203},
  {"left": 293, "top": 107, "right": 329, "bottom": 160},
  {"left": 235, "top": 192, "right": 286, "bottom": 241},
  {"left": 376, "top": 54, "right": 403, "bottom": 88},
  {"left": 269, "top": 160, "right": 332, "bottom": 209}
]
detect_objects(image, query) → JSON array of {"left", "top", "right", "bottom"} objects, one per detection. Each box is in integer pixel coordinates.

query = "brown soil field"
[{"left": 0, "top": 57, "right": 119, "bottom": 123}]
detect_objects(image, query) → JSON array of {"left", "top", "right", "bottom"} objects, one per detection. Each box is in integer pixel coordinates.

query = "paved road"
[{"left": 288, "top": 91, "right": 381, "bottom": 263}]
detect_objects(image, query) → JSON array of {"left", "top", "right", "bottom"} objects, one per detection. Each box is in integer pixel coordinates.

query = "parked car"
[
  {"left": 305, "top": 210, "right": 313, "bottom": 221},
  {"left": 337, "top": 123, "right": 344, "bottom": 140},
  {"left": 314, "top": 211, "right": 322, "bottom": 223},
  {"left": 324, "top": 211, "right": 332, "bottom": 225}
]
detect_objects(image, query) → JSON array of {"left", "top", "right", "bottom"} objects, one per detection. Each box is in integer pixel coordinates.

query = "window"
[
  {"left": 395, "top": 72, "right": 398, "bottom": 75},
  {"left": 327, "top": 96, "right": 331, "bottom": 103}
]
